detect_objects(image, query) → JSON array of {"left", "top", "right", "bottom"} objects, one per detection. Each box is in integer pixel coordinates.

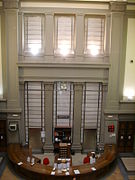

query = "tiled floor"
[{"left": 121, "top": 157, "right": 135, "bottom": 172}]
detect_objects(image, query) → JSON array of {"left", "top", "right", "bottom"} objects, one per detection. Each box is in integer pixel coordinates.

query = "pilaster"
[
  {"left": 72, "top": 83, "right": 83, "bottom": 152},
  {"left": 3, "top": 0, "right": 20, "bottom": 109},
  {"left": 76, "top": 13, "right": 84, "bottom": 56},
  {"left": 3, "top": 0, "right": 19, "bottom": 9},
  {"left": 45, "top": 13, "right": 54, "bottom": 55},
  {"left": 105, "top": 2, "right": 127, "bottom": 112}
]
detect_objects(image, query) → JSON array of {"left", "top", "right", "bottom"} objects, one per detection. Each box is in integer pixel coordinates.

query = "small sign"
[{"left": 108, "top": 124, "right": 115, "bottom": 132}]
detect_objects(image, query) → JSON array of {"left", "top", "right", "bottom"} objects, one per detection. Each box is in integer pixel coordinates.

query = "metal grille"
[
  {"left": 81, "top": 83, "right": 104, "bottom": 145},
  {"left": 24, "top": 82, "right": 45, "bottom": 144},
  {"left": 53, "top": 82, "right": 73, "bottom": 128},
  {"left": 24, "top": 14, "right": 44, "bottom": 53},
  {"left": 85, "top": 15, "right": 105, "bottom": 55}
]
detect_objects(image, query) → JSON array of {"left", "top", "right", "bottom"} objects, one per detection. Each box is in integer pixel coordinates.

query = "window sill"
[
  {"left": 0, "top": 98, "right": 6, "bottom": 102},
  {"left": 120, "top": 99, "right": 135, "bottom": 103},
  {"left": 18, "top": 61, "right": 110, "bottom": 69}
]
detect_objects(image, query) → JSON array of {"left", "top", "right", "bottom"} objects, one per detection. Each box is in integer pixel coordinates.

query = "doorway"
[{"left": 118, "top": 121, "right": 135, "bottom": 153}]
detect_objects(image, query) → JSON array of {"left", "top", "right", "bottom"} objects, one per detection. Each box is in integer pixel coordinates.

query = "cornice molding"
[
  {"left": 2, "top": 0, "right": 19, "bottom": 9},
  {"left": 17, "top": 62, "right": 111, "bottom": 69},
  {"left": 109, "top": 2, "right": 127, "bottom": 12}
]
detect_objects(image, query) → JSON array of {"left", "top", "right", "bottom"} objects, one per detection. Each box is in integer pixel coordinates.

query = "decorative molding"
[
  {"left": 120, "top": 99, "right": 135, "bottom": 103},
  {"left": 20, "top": 2, "right": 109, "bottom": 10},
  {"left": 44, "top": 83, "right": 54, "bottom": 91},
  {"left": 109, "top": 2, "right": 127, "bottom": 12},
  {"left": 0, "top": 108, "right": 22, "bottom": 113},
  {"left": 74, "top": 83, "right": 83, "bottom": 91},
  {"left": 76, "top": 13, "right": 84, "bottom": 16},
  {"left": 127, "top": 4, "right": 135, "bottom": 11},
  {"left": 2, "top": 0, "right": 19, "bottom": 9},
  {"left": 18, "top": 62, "right": 111, "bottom": 69}
]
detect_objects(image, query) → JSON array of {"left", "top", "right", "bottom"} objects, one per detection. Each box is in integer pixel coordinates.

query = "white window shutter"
[
  {"left": 85, "top": 16, "right": 105, "bottom": 56},
  {"left": 55, "top": 15, "right": 74, "bottom": 55},
  {"left": 24, "top": 14, "right": 44, "bottom": 54}
]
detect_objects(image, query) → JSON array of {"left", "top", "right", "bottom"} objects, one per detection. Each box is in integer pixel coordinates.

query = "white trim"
[{"left": 21, "top": 2, "right": 109, "bottom": 10}]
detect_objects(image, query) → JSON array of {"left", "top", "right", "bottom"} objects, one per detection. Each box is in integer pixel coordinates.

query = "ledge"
[
  {"left": 0, "top": 108, "right": 22, "bottom": 113},
  {"left": 0, "top": 99, "right": 7, "bottom": 102},
  {"left": 120, "top": 100, "right": 135, "bottom": 103},
  {"left": 18, "top": 62, "right": 110, "bottom": 69}
]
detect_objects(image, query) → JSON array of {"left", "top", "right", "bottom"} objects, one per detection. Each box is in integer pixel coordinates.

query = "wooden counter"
[{"left": 7, "top": 143, "right": 117, "bottom": 180}]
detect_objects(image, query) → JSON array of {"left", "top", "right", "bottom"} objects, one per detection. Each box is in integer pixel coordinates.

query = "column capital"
[
  {"left": 74, "top": 83, "right": 83, "bottom": 91},
  {"left": 2, "top": 0, "right": 19, "bottom": 9},
  {"left": 109, "top": 2, "right": 127, "bottom": 12},
  {"left": 44, "top": 83, "right": 54, "bottom": 91}
]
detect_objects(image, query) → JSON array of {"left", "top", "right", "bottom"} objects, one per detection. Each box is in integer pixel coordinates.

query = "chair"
[
  {"left": 83, "top": 156, "right": 90, "bottom": 164},
  {"left": 43, "top": 157, "right": 50, "bottom": 165}
]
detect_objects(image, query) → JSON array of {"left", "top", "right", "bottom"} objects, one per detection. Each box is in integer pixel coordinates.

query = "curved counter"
[{"left": 7, "top": 144, "right": 117, "bottom": 180}]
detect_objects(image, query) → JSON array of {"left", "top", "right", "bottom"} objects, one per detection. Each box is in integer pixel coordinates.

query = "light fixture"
[
  {"left": 107, "top": 115, "right": 113, "bottom": 118},
  {"left": 60, "top": 82, "right": 67, "bottom": 91}
]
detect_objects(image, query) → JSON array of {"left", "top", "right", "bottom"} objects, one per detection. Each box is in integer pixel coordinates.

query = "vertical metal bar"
[
  {"left": 41, "top": 82, "right": 43, "bottom": 130},
  {"left": 44, "top": 83, "right": 45, "bottom": 132},
  {"left": 83, "top": 83, "right": 86, "bottom": 132},
  {"left": 24, "top": 82, "right": 26, "bottom": 144},
  {"left": 55, "top": 82, "right": 57, "bottom": 127},
  {"left": 52, "top": 83, "right": 54, "bottom": 143},
  {"left": 82, "top": 83, "right": 86, "bottom": 147},
  {"left": 69, "top": 82, "right": 72, "bottom": 127},
  {"left": 99, "top": 83, "right": 103, "bottom": 145},
  {"left": 26, "top": 82, "right": 29, "bottom": 145},
  {"left": 72, "top": 83, "right": 75, "bottom": 144},
  {"left": 96, "top": 83, "right": 101, "bottom": 147}
]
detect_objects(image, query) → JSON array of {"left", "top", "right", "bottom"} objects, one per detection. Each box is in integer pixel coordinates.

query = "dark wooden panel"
[
  {"left": 0, "top": 120, "right": 7, "bottom": 152},
  {"left": 118, "top": 121, "right": 135, "bottom": 153},
  {"left": 29, "top": 128, "right": 42, "bottom": 149}
]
